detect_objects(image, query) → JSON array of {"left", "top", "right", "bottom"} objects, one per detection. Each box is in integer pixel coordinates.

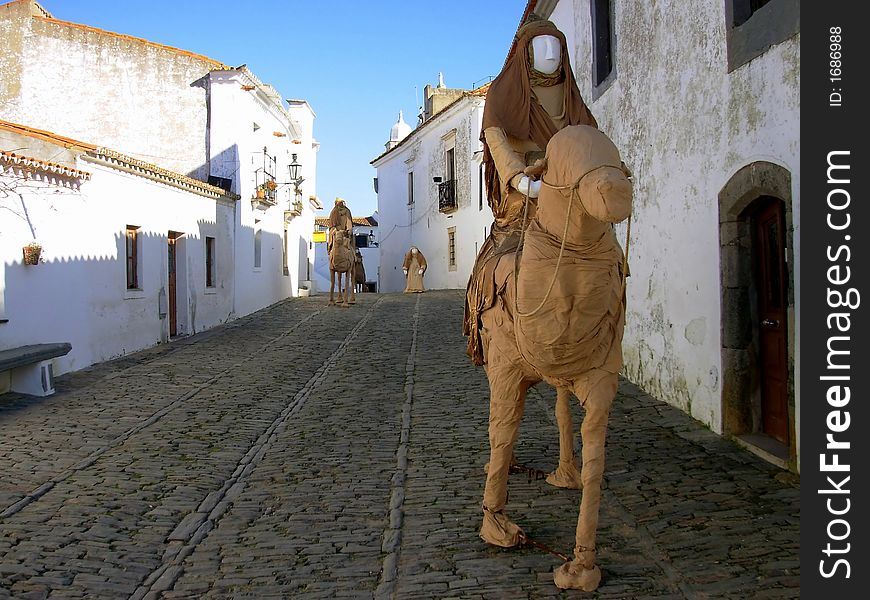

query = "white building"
[
  {"left": 207, "top": 67, "right": 319, "bottom": 315},
  {"left": 0, "top": 0, "right": 319, "bottom": 380},
  {"left": 371, "top": 82, "right": 493, "bottom": 293},
  {"left": 1, "top": 121, "right": 239, "bottom": 376},
  {"left": 537, "top": 0, "right": 800, "bottom": 470}
]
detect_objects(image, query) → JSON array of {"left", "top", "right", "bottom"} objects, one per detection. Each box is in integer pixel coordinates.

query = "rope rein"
[
  {"left": 512, "top": 164, "right": 630, "bottom": 319},
  {"left": 513, "top": 185, "right": 574, "bottom": 318}
]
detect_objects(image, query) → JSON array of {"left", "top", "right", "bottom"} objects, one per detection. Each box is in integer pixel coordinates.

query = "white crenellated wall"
[{"left": 373, "top": 95, "right": 493, "bottom": 293}]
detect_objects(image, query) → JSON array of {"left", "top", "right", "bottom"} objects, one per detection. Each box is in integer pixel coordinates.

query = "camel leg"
[
  {"left": 329, "top": 270, "right": 336, "bottom": 305},
  {"left": 480, "top": 366, "right": 531, "bottom": 548},
  {"left": 546, "top": 386, "right": 582, "bottom": 489},
  {"left": 340, "top": 272, "right": 350, "bottom": 307},
  {"left": 554, "top": 370, "right": 617, "bottom": 592},
  {"left": 347, "top": 273, "right": 357, "bottom": 304}
]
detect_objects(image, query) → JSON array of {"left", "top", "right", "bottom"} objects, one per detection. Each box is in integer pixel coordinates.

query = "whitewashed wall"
[
  {"left": 374, "top": 96, "right": 493, "bottom": 293},
  {"left": 208, "top": 71, "right": 316, "bottom": 316},
  {"left": 1, "top": 4, "right": 320, "bottom": 382},
  {"left": 1, "top": 156, "right": 235, "bottom": 375},
  {"left": 549, "top": 1, "right": 800, "bottom": 458},
  {"left": 287, "top": 100, "right": 319, "bottom": 288}
]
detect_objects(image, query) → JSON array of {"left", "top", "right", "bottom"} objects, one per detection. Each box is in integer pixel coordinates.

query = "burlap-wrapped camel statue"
[
  {"left": 465, "top": 124, "right": 632, "bottom": 591},
  {"left": 328, "top": 198, "right": 356, "bottom": 306}
]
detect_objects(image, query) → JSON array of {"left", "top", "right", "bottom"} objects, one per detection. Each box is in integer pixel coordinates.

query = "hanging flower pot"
[
  {"left": 255, "top": 187, "right": 265, "bottom": 199},
  {"left": 23, "top": 242, "right": 42, "bottom": 265}
]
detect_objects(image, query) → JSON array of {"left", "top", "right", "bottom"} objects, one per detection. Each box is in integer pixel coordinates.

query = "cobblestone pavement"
[{"left": 0, "top": 290, "right": 799, "bottom": 599}]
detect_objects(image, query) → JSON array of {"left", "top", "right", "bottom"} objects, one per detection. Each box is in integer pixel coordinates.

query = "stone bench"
[{"left": 0, "top": 343, "right": 72, "bottom": 397}]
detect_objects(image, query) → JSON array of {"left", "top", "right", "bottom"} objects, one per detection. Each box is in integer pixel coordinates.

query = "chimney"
[{"left": 422, "top": 74, "right": 465, "bottom": 122}]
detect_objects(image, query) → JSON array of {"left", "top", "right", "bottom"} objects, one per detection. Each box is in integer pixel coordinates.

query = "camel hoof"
[
  {"left": 479, "top": 508, "right": 525, "bottom": 548},
  {"left": 553, "top": 561, "right": 601, "bottom": 591},
  {"left": 546, "top": 464, "right": 582, "bottom": 490}
]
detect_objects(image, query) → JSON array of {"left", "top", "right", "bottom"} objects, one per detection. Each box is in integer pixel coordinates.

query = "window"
[
  {"left": 125, "top": 225, "right": 140, "bottom": 289},
  {"left": 355, "top": 234, "right": 369, "bottom": 248},
  {"left": 592, "top": 0, "right": 614, "bottom": 88},
  {"left": 439, "top": 147, "right": 458, "bottom": 212},
  {"left": 448, "top": 227, "right": 457, "bottom": 271},
  {"left": 407, "top": 171, "right": 414, "bottom": 205},
  {"left": 732, "top": 0, "right": 772, "bottom": 26},
  {"left": 725, "top": 0, "right": 798, "bottom": 71},
  {"left": 254, "top": 219, "right": 262, "bottom": 269},
  {"left": 206, "top": 237, "right": 216, "bottom": 287}
]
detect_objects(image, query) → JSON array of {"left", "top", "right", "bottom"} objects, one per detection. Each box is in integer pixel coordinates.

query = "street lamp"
[{"left": 289, "top": 153, "right": 304, "bottom": 198}]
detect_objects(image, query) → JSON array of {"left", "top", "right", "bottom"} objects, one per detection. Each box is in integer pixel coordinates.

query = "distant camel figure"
[
  {"left": 353, "top": 249, "right": 367, "bottom": 293},
  {"left": 328, "top": 229, "right": 356, "bottom": 306},
  {"left": 465, "top": 125, "right": 632, "bottom": 591}
]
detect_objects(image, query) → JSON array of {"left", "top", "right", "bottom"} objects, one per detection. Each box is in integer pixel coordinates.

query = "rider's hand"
[
  {"left": 515, "top": 175, "right": 541, "bottom": 198},
  {"left": 418, "top": 269, "right": 424, "bottom": 275}
]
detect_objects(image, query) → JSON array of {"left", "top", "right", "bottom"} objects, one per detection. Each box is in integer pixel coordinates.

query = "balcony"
[
  {"left": 438, "top": 179, "right": 457, "bottom": 212},
  {"left": 251, "top": 178, "right": 277, "bottom": 211},
  {"left": 284, "top": 200, "right": 304, "bottom": 223}
]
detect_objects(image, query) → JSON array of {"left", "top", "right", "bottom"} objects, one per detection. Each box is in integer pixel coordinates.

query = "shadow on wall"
[
  {"left": 298, "top": 235, "right": 309, "bottom": 288},
  {"left": 0, "top": 223, "right": 278, "bottom": 373},
  {"left": 202, "top": 144, "right": 240, "bottom": 194}
]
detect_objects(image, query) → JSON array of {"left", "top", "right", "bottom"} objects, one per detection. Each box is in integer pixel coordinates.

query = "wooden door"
[
  {"left": 168, "top": 236, "right": 177, "bottom": 337},
  {"left": 753, "top": 197, "right": 789, "bottom": 444}
]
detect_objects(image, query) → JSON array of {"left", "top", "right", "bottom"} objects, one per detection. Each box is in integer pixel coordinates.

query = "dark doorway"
[
  {"left": 752, "top": 197, "right": 789, "bottom": 444},
  {"left": 168, "top": 232, "right": 184, "bottom": 337},
  {"left": 718, "top": 161, "right": 795, "bottom": 470}
]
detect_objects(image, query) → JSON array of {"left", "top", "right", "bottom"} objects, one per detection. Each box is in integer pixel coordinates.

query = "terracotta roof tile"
[
  {"left": 0, "top": 119, "right": 96, "bottom": 151},
  {"left": 314, "top": 216, "right": 377, "bottom": 227},
  {"left": 0, "top": 149, "right": 91, "bottom": 180},
  {"left": 0, "top": 119, "right": 233, "bottom": 198}
]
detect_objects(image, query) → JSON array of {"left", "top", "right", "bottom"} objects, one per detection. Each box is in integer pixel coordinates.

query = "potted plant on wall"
[
  {"left": 255, "top": 180, "right": 278, "bottom": 199},
  {"left": 23, "top": 241, "right": 42, "bottom": 265}
]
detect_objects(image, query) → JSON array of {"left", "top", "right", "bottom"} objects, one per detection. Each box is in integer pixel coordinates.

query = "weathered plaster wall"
[
  {"left": 550, "top": 1, "right": 799, "bottom": 462},
  {"left": 0, "top": 1, "right": 28, "bottom": 111},
  {"left": 374, "top": 97, "right": 492, "bottom": 293},
  {"left": 0, "top": 7, "right": 217, "bottom": 180}
]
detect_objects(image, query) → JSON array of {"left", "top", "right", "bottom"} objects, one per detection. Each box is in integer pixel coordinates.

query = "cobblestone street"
[{"left": 0, "top": 291, "right": 799, "bottom": 599}]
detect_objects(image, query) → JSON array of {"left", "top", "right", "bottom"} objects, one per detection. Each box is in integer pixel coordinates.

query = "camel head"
[{"left": 541, "top": 125, "right": 632, "bottom": 223}]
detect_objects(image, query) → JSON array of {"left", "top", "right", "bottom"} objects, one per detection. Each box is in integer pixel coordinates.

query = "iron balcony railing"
[{"left": 438, "top": 179, "right": 457, "bottom": 212}]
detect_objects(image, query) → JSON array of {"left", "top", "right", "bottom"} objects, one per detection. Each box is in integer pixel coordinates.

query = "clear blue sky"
[{"left": 47, "top": 0, "right": 529, "bottom": 217}]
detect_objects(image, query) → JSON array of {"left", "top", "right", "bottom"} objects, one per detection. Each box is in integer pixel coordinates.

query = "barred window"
[
  {"left": 126, "top": 225, "right": 140, "bottom": 289},
  {"left": 206, "top": 236, "right": 216, "bottom": 287}
]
